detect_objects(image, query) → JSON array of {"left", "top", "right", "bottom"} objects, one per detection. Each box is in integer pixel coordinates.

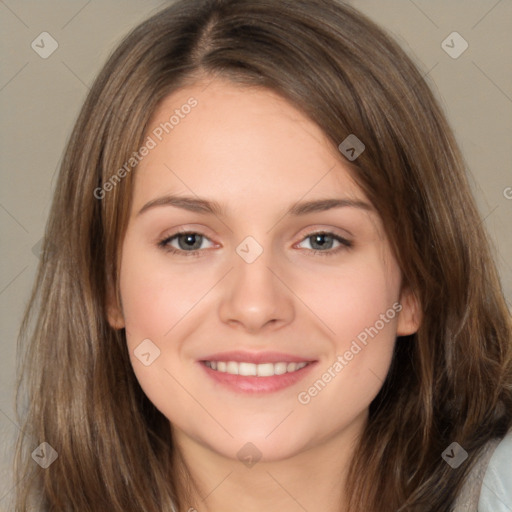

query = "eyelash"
[{"left": 157, "top": 230, "right": 353, "bottom": 258}]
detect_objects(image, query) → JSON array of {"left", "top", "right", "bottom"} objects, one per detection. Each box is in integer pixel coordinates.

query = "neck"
[{"left": 170, "top": 412, "right": 366, "bottom": 512}]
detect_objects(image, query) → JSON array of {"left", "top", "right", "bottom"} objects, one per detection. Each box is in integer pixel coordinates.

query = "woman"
[{"left": 14, "top": 0, "right": 512, "bottom": 510}]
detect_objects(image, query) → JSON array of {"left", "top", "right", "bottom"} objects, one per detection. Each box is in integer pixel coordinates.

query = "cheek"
[
  {"left": 118, "top": 241, "right": 210, "bottom": 344},
  {"left": 299, "top": 253, "right": 401, "bottom": 408},
  {"left": 295, "top": 252, "right": 401, "bottom": 428},
  {"left": 117, "top": 242, "right": 200, "bottom": 421},
  {"left": 300, "top": 249, "right": 401, "bottom": 348}
]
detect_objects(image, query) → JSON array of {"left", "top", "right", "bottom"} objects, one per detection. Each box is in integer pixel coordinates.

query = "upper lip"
[{"left": 200, "top": 350, "right": 317, "bottom": 364}]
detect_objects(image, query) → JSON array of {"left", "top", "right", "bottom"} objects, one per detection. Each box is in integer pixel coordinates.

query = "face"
[{"left": 107, "top": 78, "right": 420, "bottom": 462}]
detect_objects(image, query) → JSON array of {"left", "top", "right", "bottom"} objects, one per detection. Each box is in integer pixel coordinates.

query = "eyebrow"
[{"left": 137, "top": 195, "right": 373, "bottom": 217}]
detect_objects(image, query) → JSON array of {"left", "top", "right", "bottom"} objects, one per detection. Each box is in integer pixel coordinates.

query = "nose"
[{"left": 217, "top": 244, "right": 295, "bottom": 334}]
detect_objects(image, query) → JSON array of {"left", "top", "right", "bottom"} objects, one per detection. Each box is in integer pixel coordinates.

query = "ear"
[
  {"left": 396, "top": 285, "right": 422, "bottom": 336},
  {"left": 106, "top": 277, "right": 125, "bottom": 330}
]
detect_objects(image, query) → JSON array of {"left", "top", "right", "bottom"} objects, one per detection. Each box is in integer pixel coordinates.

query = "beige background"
[{"left": 1, "top": 1, "right": 511, "bottom": 509}]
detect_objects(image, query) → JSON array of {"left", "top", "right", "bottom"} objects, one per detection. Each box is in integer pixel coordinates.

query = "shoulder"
[{"left": 478, "top": 429, "right": 512, "bottom": 512}]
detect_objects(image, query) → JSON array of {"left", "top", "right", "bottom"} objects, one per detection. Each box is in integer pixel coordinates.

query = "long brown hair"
[{"left": 14, "top": 0, "right": 512, "bottom": 510}]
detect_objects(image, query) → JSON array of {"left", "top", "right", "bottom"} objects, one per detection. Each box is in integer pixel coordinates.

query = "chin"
[{"left": 207, "top": 425, "right": 315, "bottom": 464}]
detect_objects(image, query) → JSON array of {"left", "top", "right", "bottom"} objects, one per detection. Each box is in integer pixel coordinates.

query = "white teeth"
[
  {"left": 239, "top": 362, "right": 257, "bottom": 376},
  {"left": 226, "top": 361, "right": 239, "bottom": 374},
  {"left": 257, "top": 363, "right": 275, "bottom": 377},
  {"left": 205, "top": 360, "right": 309, "bottom": 376},
  {"left": 274, "top": 362, "right": 288, "bottom": 375}
]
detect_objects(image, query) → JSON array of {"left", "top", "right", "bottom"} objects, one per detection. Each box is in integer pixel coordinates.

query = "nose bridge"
[{"left": 218, "top": 234, "right": 294, "bottom": 331}]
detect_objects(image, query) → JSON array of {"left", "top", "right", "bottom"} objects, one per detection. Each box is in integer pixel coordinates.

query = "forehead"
[{"left": 132, "top": 79, "right": 367, "bottom": 216}]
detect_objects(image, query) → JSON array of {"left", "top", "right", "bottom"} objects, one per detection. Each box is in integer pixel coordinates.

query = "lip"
[{"left": 197, "top": 351, "right": 318, "bottom": 394}]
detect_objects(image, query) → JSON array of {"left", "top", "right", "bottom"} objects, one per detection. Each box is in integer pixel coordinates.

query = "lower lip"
[{"left": 198, "top": 361, "right": 318, "bottom": 394}]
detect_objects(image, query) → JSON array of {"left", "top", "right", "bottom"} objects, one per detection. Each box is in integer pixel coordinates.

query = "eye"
[
  {"left": 157, "top": 230, "right": 352, "bottom": 258},
  {"left": 157, "top": 231, "right": 215, "bottom": 256},
  {"left": 296, "top": 231, "right": 352, "bottom": 256}
]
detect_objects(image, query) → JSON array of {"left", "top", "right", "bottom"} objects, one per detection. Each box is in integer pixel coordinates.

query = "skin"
[{"left": 107, "top": 77, "right": 421, "bottom": 512}]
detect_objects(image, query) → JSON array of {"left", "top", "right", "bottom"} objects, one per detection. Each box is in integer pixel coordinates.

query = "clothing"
[
  {"left": 453, "top": 429, "right": 512, "bottom": 511},
  {"left": 478, "top": 429, "right": 512, "bottom": 511}
]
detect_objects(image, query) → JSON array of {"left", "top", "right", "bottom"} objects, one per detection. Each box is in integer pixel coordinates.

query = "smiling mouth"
[{"left": 202, "top": 360, "right": 311, "bottom": 377}]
